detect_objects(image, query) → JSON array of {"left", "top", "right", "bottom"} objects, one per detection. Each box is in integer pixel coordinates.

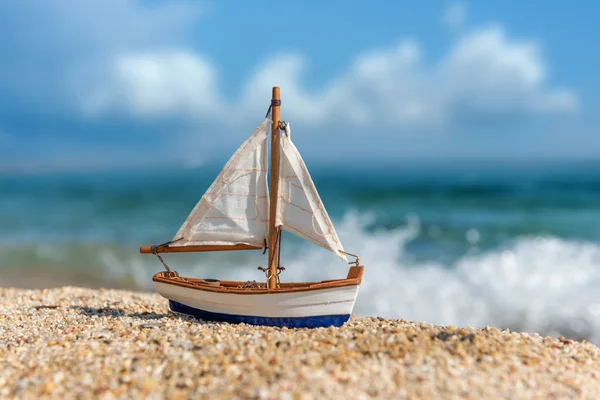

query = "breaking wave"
[{"left": 84, "top": 211, "right": 600, "bottom": 344}]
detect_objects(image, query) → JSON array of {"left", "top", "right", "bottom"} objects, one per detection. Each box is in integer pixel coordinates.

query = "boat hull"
[
  {"left": 168, "top": 300, "right": 351, "bottom": 328},
  {"left": 152, "top": 266, "right": 363, "bottom": 328}
]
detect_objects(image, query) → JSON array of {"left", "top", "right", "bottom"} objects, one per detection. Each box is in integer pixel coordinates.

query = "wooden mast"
[{"left": 267, "top": 87, "right": 281, "bottom": 289}]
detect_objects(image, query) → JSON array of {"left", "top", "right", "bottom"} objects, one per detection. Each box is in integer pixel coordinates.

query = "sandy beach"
[{"left": 1, "top": 287, "right": 599, "bottom": 399}]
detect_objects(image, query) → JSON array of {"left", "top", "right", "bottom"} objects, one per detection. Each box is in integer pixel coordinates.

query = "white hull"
[
  {"left": 154, "top": 278, "right": 361, "bottom": 328},
  {"left": 155, "top": 281, "right": 359, "bottom": 317},
  {"left": 151, "top": 266, "right": 364, "bottom": 328}
]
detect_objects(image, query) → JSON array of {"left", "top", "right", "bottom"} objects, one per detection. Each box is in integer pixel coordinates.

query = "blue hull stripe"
[{"left": 169, "top": 300, "right": 351, "bottom": 328}]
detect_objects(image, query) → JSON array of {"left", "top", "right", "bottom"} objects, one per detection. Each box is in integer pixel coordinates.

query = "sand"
[{"left": 1, "top": 287, "right": 599, "bottom": 399}]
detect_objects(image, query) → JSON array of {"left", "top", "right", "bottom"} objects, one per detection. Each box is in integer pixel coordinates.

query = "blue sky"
[{"left": 0, "top": 0, "right": 598, "bottom": 171}]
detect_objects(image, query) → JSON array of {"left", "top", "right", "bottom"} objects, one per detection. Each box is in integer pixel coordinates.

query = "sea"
[{"left": 1, "top": 160, "right": 600, "bottom": 344}]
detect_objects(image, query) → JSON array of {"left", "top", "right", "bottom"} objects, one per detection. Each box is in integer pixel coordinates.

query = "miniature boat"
[{"left": 140, "top": 87, "right": 364, "bottom": 328}]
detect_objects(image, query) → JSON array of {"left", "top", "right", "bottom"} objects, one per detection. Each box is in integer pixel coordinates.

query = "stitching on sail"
[
  {"left": 201, "top": 216, "right": 269, "bottom": 221},
  {"left": 178, "top": 120, "right": 270, "bottom": 241},
  {"left": 277, "top": 181, "right": 332, "bottom": 240},
  {"left": 311, "top": 213, "right": 330, "bottom": 237},
  {"left": 196, "top": 130, "right": 265, "bottom": 220},
  {"left": 293, "top": 153, "right": 337, "bottom": 238},
  {"left": 279, "top": 197, "right": 311, "bottom": 215},
  {"left": 180, "top": 143, "right": 253, "bottom": 232},
  {"left": 275, "top": 136, "right": 343, "bottom": 253},
  {"left": 220, "top": 193, "right": 260, "bottom": 197},
  {"left": 228, "top": 168, "right": 267, "bottom": 172},
  {"left": 183, "top": 240, "right": 263, "bottom": 245},
  {"left": 291, "top": 148, "right": 339, "bottom": 244},
  {"left": 281, "top": 223, "right": 332, "bottom": 249}
]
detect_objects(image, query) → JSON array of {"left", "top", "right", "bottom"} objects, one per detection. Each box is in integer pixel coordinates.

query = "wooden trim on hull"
[
  {"left": 152, "top": 266, "right": 364, "bottom": 295},
  {"left": 140, "top": 243, "right": 262, "bottom": 254}
]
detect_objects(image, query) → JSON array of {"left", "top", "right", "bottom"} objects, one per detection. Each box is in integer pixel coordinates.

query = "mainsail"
[
  {"left": 171, "top": 118, "right": 271, "bottom": 248},
  {"left": 275, "top": 124, "right": 348, "bottom": 261}
]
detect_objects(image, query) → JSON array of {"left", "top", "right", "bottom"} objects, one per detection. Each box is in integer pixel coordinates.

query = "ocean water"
[{"left": 1, "top": 161, "right": 600, "bottom": 343}]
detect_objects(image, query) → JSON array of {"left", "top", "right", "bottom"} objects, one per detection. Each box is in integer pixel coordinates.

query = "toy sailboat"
[{"left": 140, "top": 87, "right": 364, "bottom": 328}]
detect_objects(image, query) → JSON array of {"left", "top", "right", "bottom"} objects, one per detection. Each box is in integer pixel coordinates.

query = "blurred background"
[{"left": 1, "top": 1, "right": 600, "bottom": 343}]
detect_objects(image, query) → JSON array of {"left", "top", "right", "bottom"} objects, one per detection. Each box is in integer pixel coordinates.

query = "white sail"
[
  {"left": 275, "top": 124, "right": 348, "bottom": 261},
  {"left": 171, "top": 118, "right": 270, "bottom": 248}
]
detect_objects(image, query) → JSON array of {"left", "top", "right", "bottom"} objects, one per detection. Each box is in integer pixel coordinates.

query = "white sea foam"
[{"left": 110, "top": 211, "right": 600, "bottom": 344}]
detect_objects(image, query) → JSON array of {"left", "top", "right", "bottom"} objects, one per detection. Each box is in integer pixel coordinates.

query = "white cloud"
[
  {"left": 0, "top": 0, "right": 203, "bottom": 111},
  {"left": 86, "top": 26, "right": 578, "bottom": 131},
  {"left": 84, "top": 50, "right": 222, "bottom": 118},
  {"left": 444, "top": 3, "right": 467, "bottom": 28},
  {"left": 439, "top": 26, "right": 577, "bottom": 122}
]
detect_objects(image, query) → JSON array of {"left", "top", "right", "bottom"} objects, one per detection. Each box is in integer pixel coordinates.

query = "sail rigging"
[
  {"left": 170, "top": 118, "right": 271, "bottom": 248},
  {"left": 275, "top": 123, "right": 348, "bottom": 261}
]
